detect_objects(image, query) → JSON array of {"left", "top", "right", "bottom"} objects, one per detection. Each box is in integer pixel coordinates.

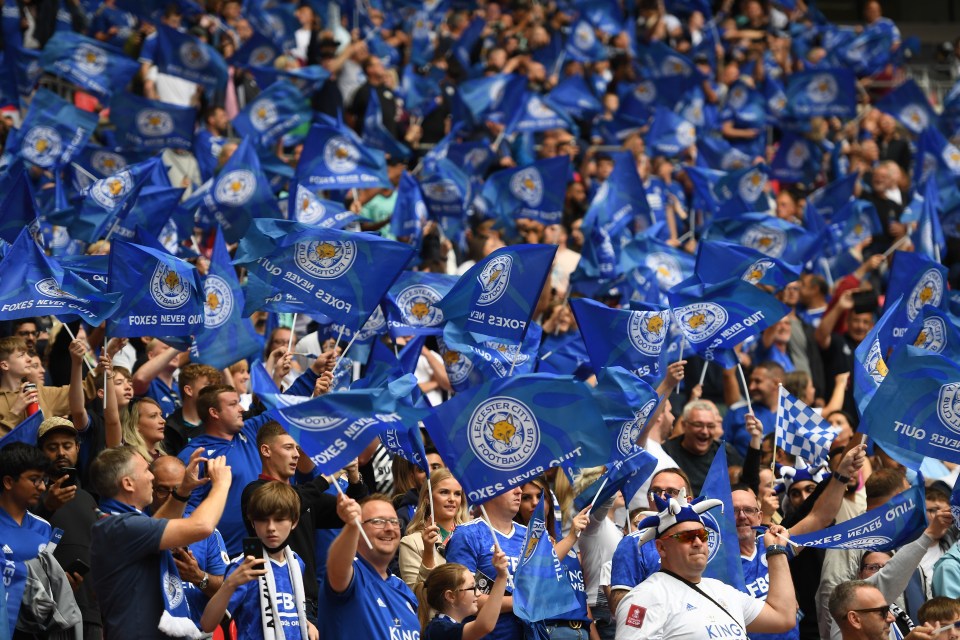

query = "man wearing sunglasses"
[
  {"left": 616, "top": 495, "right": 798, "bottom": 639},
  {"left": 829, "top": 581, "right": 937, "bottom": 640}
]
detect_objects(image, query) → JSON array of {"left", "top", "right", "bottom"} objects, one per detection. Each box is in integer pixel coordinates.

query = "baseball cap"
[{"left": 37, "top": 417, "right": 78, "bottom": 442}]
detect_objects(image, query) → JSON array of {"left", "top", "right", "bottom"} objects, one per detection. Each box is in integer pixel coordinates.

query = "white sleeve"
[
  {"left": 732, "top": 584, "right": 767, "bottom": 626},
  {"left": 615, "top": 587, "right": 665, "bottom": 640}
]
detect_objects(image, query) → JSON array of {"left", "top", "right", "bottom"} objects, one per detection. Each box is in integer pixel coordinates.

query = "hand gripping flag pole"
[{"left": 332, "top": 479, "right": 373, "bottom": 549}]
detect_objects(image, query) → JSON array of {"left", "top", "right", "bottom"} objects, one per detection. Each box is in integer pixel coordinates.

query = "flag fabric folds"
[
  {"left": 109, "top": 92, "right": 196, "bottom": 151},
  {"left": 570, "top": 297, "right": 671, "bottom": 380},
  {"left": 295, "top": 123, "right": 390, "bottom": 190},
  {"left": 18, "top": 89, "right": 98, "bottom": 169},
  {"left": 423, "top": 373, "right": 610, "bottom": 504},
  {"left": 232, "top": 81, "right": 311, "bottom": 148},
  {"left": 776, "top": 385, "right": 838, "bottom": 469},
  {"left": 39, "top": 31, "right": 139, "bottom": 99}
]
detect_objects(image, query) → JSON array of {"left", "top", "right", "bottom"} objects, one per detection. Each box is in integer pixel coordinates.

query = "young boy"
[
  {"left": 0, "top": 337, "right": 70, "bottom": 435},
  {"left": 201, "top": 482, "right": 318, "bottom": 640},
  {"left": 917, "top": 597, "right": 960, "bottom": 640}
]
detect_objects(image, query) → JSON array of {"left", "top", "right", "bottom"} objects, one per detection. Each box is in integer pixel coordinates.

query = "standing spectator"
[
  {"left": 319, "top": 494, "right": 421, "bottom": 638},
  {"left": 663, "top": 399, "right": 744, "bottom": 494},
  {"left": 89, "top": 447, "right": 232, "bottom": 639},
  {"left": 398, "top": 468, "right": 468, "bottom": 589},
  {"left": 0, "top": 337, "right": 70, "bottom": 435},
  {"left": 722, "top": 362, "right": 784, "bottom": 457},
  {"left": 130, "top": 340, "right": 182, "bottom": 418}
]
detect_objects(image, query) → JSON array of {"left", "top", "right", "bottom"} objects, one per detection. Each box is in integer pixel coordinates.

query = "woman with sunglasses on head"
[
  {"left": 417, "top": 549, "right": 510, "bottom": 640},
  {"left": 398, "top": 468, "right": 469, "bottom": 590}
]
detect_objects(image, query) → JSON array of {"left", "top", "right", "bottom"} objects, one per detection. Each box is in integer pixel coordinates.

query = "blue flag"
[
  {"left": 295, "top": 123, "right": 390, "bottom": 190},
  {"left": 712, "top": 164, "right": 772, "bottom": 218},
  {"left": 537, "top": 331, "right": 592, "bottom": 379},
  {"left": 909, "top": 181, "right": 947, "bottom": 261},
  {"left": 362, "top": 89, "right": 411, "bottom": 161},
  {"left": 699, "top": 445, "right": 747, "bottom": 591},
  {"left": 229, "top": 30, "right": 280, "bottom": 68},
  {"left": 0, "top": 228, "right": 119, "bottom": 324},
  {"left": 0, "top": 161, "right": 39, "bottom": 244},
  {"left": 110, "top": 91, "right": 196, "bottom": 150},
  {"left": 547, "top": 74, "right": 603, "bottom": 120},
  {"left": 151, "top": 24, "right": 227, "bottom": 91},
  {"left": 565, "top": 19, "right": 607, "bottom": 62},
  {"left": 859, "top": 344, "right": 960, "bottom": 464},
  {"left": 704, "top": 213, "right": 819, "bottom": 265},
  {"left": 913, "top": 127, "right": 960, "bottom": 189},
  {"left": 380, "top": 420, "right": 430, "bottom": 473},
  {"left": 695, "top": 137, "right": 752, "bottom": 173},
  {"left": 437, "top": 244, "right": 556, "bottom": 343},
  {"left": 902, "top": 304, "right": 960, "bottom": 362},
  {"left": 108, "top": 185, "right": 185, "bottom": 244},
  {"left": 620, "top": 234, "right": 695, "bottom": 294},
  {"left": 808, "top": 172, "right": 858, "bottom": 219},
  {"left": 479, "top": 156, "right": 569, "bottom": 226},
  {"left": 107, "top": 239, "right": 204, "bottom": 337},
  {"left": 390, "top": 171, "right": 428, "bottom": 252},
  {"left": 885, "top": 250, "right": 949, "bottom": 335},
  {"left": 790, "top": 483, "right": 926, "bottom": 550},
  {"left": 583, "top": 151, "right": 650, "bottom": 238},
  {"left": 0, "top": 411, "right": 43, "bottom": 448},
  {"left": 825, "top": 200, "right": 882, "bottom": 256},
  {"left": 770, "top": 133, "right": 823, "bottom": 185},
  {"left": 783, "top": 68, "right": 856, "bottom": 119},
  {"left": 502, "top": 91, "right": 575, "bottom": 136},
  {"left": 513, "top": 497, "right": 581, "bottom": 622},
  {"left": 18, "top": 88, "right": 98, "bottom": 168},
  {"left": 232, "top": 80, "right": 311, "bottom": 148},
  {"left": 191, "top": 229, "right": 262, "bottom": 369},
  {"left": 233, "top": 218, "right": 414, "bottom": 330},
  {"left": 438, "top": 322, "right": 544, "bottom": 392},
  {"left": 196, "top": 136, "right": 279, "bottom": 243},
  {"left": 694, "top": 239, "right": 802, "bottom": 289},
  {"left": 245, "top": 63, "right": 330, "bottom": 96},
  {"left": 39, "top": 31, "right": 139, "bottom": 98},
  {"left": 268, "top": 389, "right": 419, "bottom": 475},
  {"left": 852, "top": 297, "right": 902, "bottom": 415},
  {"left": 383, "top": 271, "right": 457, "bottom": 337},
  {"left": 646, "top": 106, "right": 696, "bottom": 157},
  {"left": 419, "top": 159, "right": 470, "bottom": 238},
  {"left": 668, "top": 276, "right": 789, "bottom": 366},
  {"left": 423, "top": 373, "right": 610, "bottom": 503},
  {"left": 776, "top": 385, "right": 838, "bottom": 469},
  {"left": 875, "top": 79, "right": 938, "bottom": 135},
  {"left": 570, "top": 297, "right": 671, "bottom": 380},
  {"left": 288, "top": 184, "right": 356, "bottom": 229}
]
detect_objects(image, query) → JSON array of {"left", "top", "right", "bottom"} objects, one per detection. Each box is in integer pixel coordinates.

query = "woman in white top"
[{"left": 398, "top": 469, "right": 469, "bottom": 590}]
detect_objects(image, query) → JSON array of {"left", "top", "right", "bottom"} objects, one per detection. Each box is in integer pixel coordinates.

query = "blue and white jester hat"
[
  {"left": 774, "top": 461, "right": 828, "bottom": 495},
  {"left": 635, "top": 487, "right": 724, "bottom": 545}
]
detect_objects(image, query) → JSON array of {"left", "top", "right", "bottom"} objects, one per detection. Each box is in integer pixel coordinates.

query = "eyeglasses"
[
  {"left": 21, "top": 475, "right": 46, "bottom": 488},
  {"left": 662, "top": 529, "right": 708, "bottom": 544},
  {"left": 362, "top": 517, "right": 401, "bottom": 529},
  {"left": 861, "top": 563, "right": 886, "bottom": 573},
  {"left": 649, "top": 487, "right": 683, "bottom": 498},
  {"left": 154, "top": 484, "right": 179, "bottom": 498},
  {"left": 457, "top": 584, "right": 479, "bottom": 594},
  {"left": 16, "top": 330, "right": 39, "bottom": 338},
  {"left": 850, "top": 605, "right": 891, "bottom": 618},
  {"left": 734, "top": 506, "right": 761, "bottom": 516},
  {"left": 685, "top": 421, "right": 717, "bottom": 430}
]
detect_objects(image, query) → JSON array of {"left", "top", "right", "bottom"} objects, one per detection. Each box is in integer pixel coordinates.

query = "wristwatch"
[
  {"left": 197, "top": 573, "right": 209, "bottom": 590},
  {"left": 766, "top": 544, "right": 788, "bottom": 558},
  {"left": 171, "top": 489, "right": 190, "bottom": 502},
  {"left": 831, "top": 470, "right": 851, "bottom": 484}
]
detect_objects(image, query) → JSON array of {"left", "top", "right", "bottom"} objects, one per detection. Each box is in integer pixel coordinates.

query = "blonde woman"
[
  {"left": 120, "top": 397, "right": 168, "bottom": 462},
  {"left": 398, "top": 468, "right": 469, "bottom": 589}
]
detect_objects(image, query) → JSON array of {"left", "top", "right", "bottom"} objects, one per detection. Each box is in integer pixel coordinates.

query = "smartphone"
[
  {"left": 64, "top": 559, "right": 90, "bottom": 577},
  {"left": 852, "top": 291, "right": 878, "bottom": 315},
  {"left": 242, "top": 537, "right": 262, "bottom": 559},
  {"left": 57, "top": 467, "right": 78, "bottom": 488}
]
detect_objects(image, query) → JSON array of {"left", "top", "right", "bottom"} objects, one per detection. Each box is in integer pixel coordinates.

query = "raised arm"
[
  {"left": 326, "top": 494, "right": 362, "bottom": 593},
  {"left": 68, "top": 339, "right": 89, "bottom": 433},
  {"left": 159, "top": 456, "right": 231, "bottom": 550}
]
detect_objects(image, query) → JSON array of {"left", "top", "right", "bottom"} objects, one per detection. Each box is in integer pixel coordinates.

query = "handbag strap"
[{"left": 660, "top": 570, "right": 747, "bottom": 634}]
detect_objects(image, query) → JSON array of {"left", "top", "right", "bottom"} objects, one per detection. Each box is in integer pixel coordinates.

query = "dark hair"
[
  {"left": 865, "top": 468, "right": 906, "bottom": 502},
  {"left": 0, "top": 443, "right": 49, "bottom": 490},
  {"left": 256, "top": 422, "right": 289, "bottom": 449},
  {"left": 197, "top": 385, "right": 237, "bottom": 424},
  {"left": 829, "top": 579, "right": 872, "bottom": 625},
  {"left": 416, "top": 563, "right": 470, "bottom": 631}
]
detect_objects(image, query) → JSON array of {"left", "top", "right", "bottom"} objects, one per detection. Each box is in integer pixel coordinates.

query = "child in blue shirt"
[
  {"left": 418, "top": 548, "right": 509, "bottom": 640},
  {"left": 201, "top": 482, "right": 318, "bottom": 640}
]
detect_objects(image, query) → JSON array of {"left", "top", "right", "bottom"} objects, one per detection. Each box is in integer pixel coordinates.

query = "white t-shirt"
[
  {"left": 580, "top": 513, "right": 623, "bottom": 606},
  {"left": 616, "top": 572, "right": 764, "bottom": 640}
]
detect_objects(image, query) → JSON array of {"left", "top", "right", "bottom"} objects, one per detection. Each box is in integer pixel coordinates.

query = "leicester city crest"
[
  {"left": 35, "top": 278, "right": 85, "bottom": 302},
  {"left": 423, "top": 179, "right": 462, "bottom": 203},
  {"left": 617, "top": 398, "right": 657, "bottom": 456},
  {"left": 627, "top": 311, "right": 668, "bottom": 356},
  {"left": 700, "top": 512, "right": 722, "bottom": 563},
  {"left": 477, "top": 254, "right": 512, "bottom": 306},
  {"left": 136, "top": 110, "right": 175, "bottom": 137},
  {"left": 727, "top": 86, "right": 748, "bottom": 111},
  {"left": 468, "top": 397, "right": 540, "bottom": 470},
  {"left": 21, "top": 126, "right": 62, "bottom": 167},
  {"left": 74, "top": 43, "right": 107, "bottom": 76},
  {"left": 738, "top": 169, "right": 766, "bottom": 203},
  {"left": 633, "top": 81, "right": 656, "bottom": 104},
  {"left": 250, "top": 98, "right": 279, "bottom": 131},
  {"left": 215, "top": 170, "right": 256, "bottom": 207},
  {"left": 741, "top": 259, "right": 775, "bottom": 285},
  {"left": 914, "top": 316, "right": 947, "bottom": 353},
  {"left": 294, "top": 185, "right": 326, "bottom": 224},
  {"left": 674, "top": 302, "right": 728, "bottom": 343},
  {"left": 439, "top": 339, "right": 474, "bottom": 385},
  {"left": 282, "top": 414, "right": 347, "bottom": 432},
  {"left": 644, "top": 252, "right": 683, "bottom": 289},
  {"left": 676, "top": 121, "right": 696, "bottom": 148},
  {"left": 807, "top": 73, "right": 838, "bottom": 103},
  {"left": 249, "top": 46, "right": 276, "bottom": 67},
  {"left": 787, "top": 141, "right": 810, "bottom": 169},
  {"left": 354, "top": 306, "right": 386, "bottom": 341},
  {"left": 509, "top": 168, "right": 543, "bottom": 207},
  {"left": 573, "top": 21, "right": 595, "bottom": 51},
  {"left": 397, "top": 285, "right": 443, "bottom": 327},
  {"left": 294, "top": 240, "right": 357, "bottom": 279},
  {"left": 526, "top": 96, "right": 556, "bottom": 120},
  {"left": 741, "top": 225, "right": 786, "bottom": 258},
  {"left": 943, "top": 144, "right": 960, "bottom": 173},
  {"left": 150, "top": 263, "right": 190, "bottom": 310},
  {"left": 899, "top": 105, "right": 928, "bottom": 132},
  {"left": 203, "top": 274, "right": 234, "bottom": 329},
  {"left": 907, "top": 269, "right": 944, "bottom": 321},
  {"left": 179, "top": 41, "right": 210, "bottom": 70},
  {"left": 91, "top": 150, "right": 126, "bottom": 176},
  {"left": 938, "top": 382, "right": 960, "bottom": 435},
  {"left": 322, "top": 136, "right": 360, "bottom": 174},
  {"left": 864, "top": 339, "right": 887, "bottom": 384},
  {"left": 90, "top": 171, "right": 134, "bottom": 209},
  {"left": 163, "top": 571, "right": 185, "bottom": 608}
]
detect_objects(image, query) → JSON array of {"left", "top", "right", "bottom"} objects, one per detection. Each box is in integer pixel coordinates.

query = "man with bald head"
[{"left": 150, "top": 455, "right": 229, "bottom": 628}]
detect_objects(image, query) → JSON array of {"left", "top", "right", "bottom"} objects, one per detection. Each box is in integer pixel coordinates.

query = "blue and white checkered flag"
[{"left": 775, "top": 384, "right": 838, "bottom": 468}]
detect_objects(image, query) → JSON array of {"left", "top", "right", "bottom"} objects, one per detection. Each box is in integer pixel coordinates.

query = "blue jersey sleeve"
[{"left": 609, "top": 535, "right": 642, "bottom": 591}]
